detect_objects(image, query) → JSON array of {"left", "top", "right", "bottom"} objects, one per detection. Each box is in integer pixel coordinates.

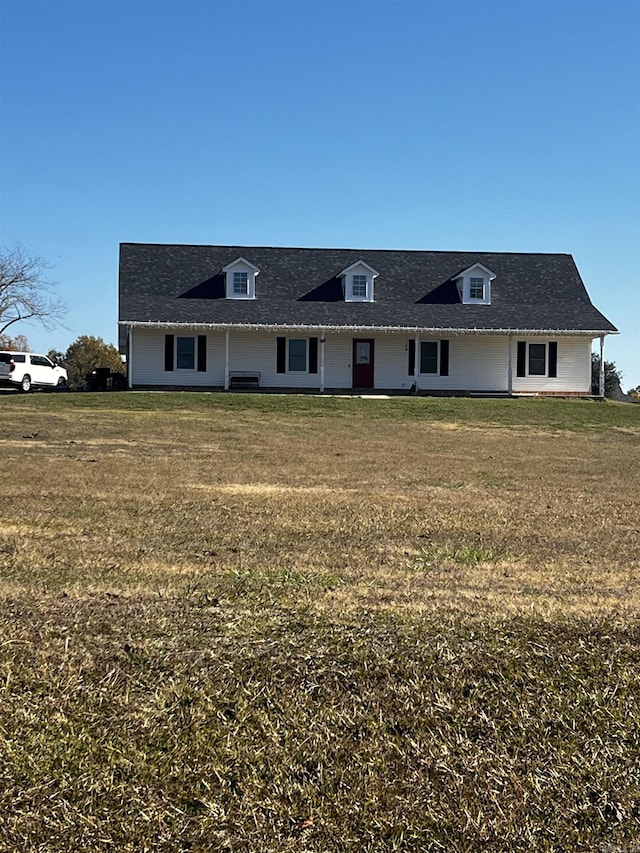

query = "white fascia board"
[
  {"left": 338, "top": 260, "right": 380, "bottom": 278},
  {"left": 222, "top": 257, "right": 261, "bottom": 274},
  {"left": 120, "top": 321, "right": 618, "bottom": 337},
  {"left": 456, "top": 262, "right": 496, "bottom": 280}
]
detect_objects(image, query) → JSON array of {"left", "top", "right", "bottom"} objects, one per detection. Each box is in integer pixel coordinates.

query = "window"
[
  {"left": 469, "top": 277, "right": 484, "bottom": 300},
  {"left": 457, "top": 264, "right": 495, "bottom": 304},
  {"left": 408, "top": 339, "right": 449, "bottom": 377},
  {"left": 233, "top": 271, "right": 248, "bottom": 295},
  {"left": 165, "top": 335, "right": 206, "bottom": 372},
  {"left": 30, "top": 355, "right": 53, "bottom": 367},
  {"left": 528, "top": 343, "right": 546, "bottom": 376},
  {"left": 223, "top": 258, "right": 260, "bottom": 299},
  {"left": 420, "top": 341, "right": 438, "bottom": 374},
  {"left": 355, "top": 341, "right": 371, "bottom": 365},
  {"left": 352, "top": 274, "right": 368, "bottom": 298},
  {"left": 288, "top": 339, "right": 307, "bottom": 372},
  {"left": 276, "top": 337, "right": 319, "bottom": 374},
  {"left": 176, "top": 337, "right": 195, "bottom": 370},
  {"left": 340, "top": 261, "right": 379, "bottom": 302},
  {"left": 516, "top": 341, "right": 558, "bottom": 378}
]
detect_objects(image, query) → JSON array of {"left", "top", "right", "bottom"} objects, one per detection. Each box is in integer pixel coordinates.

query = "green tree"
[
  {"left": 591, "top": 353, "right": 623, "bottom": 397},
  {"left": 0, "top": 245, "right": 64, "bottom": 337},
  {"left": 47, "top": 348, "right": 65, "bottom": 364},
  {"left": 64, "top": 335, "right": 125, "bottom": 388}
]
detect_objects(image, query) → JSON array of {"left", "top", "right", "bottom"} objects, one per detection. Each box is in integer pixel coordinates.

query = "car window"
[
  {"left": 0, "top": 353, "right": 12, "bottom": 363},
  {"left": 30, "top": 355, "right": 53, "bottom": 367},
  {"left": 11, "top": 354, "right": 26, "bottom": 363}
]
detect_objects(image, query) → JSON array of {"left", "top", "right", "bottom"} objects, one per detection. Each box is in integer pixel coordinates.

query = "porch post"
[
  {"left": 224, "top": 329, "right": 230, "bottom": 390},
  {"left": 507, "top": 334, "right": 513, "bottom": 396},
  {"left": 127, "top": 327, "right": 133, "bottom": 389},
  {"left": 320, "top": 333, "right": 326, "bottom": 393},
  {"left": 599, "top": 335, "right": 605, "bottom": 397},
  {"left": 414, "top": 335, "right": 420, "bottom": 391}
]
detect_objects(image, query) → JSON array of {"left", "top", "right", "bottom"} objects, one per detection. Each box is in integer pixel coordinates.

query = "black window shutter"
[
  {"left": 440, "top": 339, "right": 449, "bottom": 376},
  {"left": 197, "top": 335, "right": 207, "bottom": 372},
  {"left": 548, "top": 342, "right": 558, "bottom": 378},
  {"left": 309, "top": 337, "right": 318, "bottom": 374},
  {"left": 164, "top": 335, "right": 174, "bottom": 372},
  {"left": 516, "top": 341, "right": 526, "bottom": 377},
  {"left": 408, "top": 339, "right": 415, "bottom": 375},
  {"left": 276, "top": 337, "right": 286, "bottom": 373}
]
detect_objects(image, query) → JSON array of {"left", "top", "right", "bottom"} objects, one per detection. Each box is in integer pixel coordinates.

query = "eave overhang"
[{"left": 119, "top": 320, "right": 618, "bottom": 337}]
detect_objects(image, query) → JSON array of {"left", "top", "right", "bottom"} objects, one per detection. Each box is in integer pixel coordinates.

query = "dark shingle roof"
[{"left": 118, "top": 243, "right": 617, "bottom": 334}]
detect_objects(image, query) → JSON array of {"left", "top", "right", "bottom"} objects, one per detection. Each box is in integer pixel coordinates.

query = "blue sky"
[{"left": 1, "top": 0, "right": 639, "bottom": 388}]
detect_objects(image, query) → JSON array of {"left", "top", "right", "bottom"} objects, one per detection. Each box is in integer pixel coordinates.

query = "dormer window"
[
  {"left": 469, "top": 277, "right": 485, "bottom": 300},
  {"left": 233, "top": 271, "right": 248, "bottom": 295},
  {"left": 223, "top": 257, "right": 260, "bottom": 299},
  {"left": 339, "top": 260, "right": 379, "bottom": 302},
  {"left": 352, "top": 275, "right": 368, "bottom": 297},
  {"left": 455, "top": 263, "right": 495, "bottom": 305}
]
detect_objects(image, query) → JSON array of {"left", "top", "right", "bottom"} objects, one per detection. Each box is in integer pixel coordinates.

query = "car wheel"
[
  {"left": 57, "top": 377, "right": 67, "bottom": 389},
  {"left": 21, "top": 374, "right": 32, "bottom": 393}
]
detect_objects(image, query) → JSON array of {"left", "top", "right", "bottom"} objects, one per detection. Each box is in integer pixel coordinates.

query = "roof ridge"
[{"left": 120, "top": 242, "right": 573, "bottom": 258}]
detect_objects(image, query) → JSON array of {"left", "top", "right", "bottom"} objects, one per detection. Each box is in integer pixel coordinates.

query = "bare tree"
[
  {"left": 0, "top": 332, "right": 30, "bottom": 351},
  {"left": 0, "top": 245, "right": 65, "bottom": 337}
]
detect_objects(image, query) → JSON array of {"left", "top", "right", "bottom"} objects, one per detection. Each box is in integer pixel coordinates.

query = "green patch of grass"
[
  {"left": 2, "top": 390, "right": 639, "bottom": 432},
  {"left": 414, "top": 542, "right": 507, "bottom": 568}
]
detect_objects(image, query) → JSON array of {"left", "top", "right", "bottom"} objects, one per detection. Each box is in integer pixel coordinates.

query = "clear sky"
[{"left": 1, "top": 0, "right": 639, "bottom": 389}]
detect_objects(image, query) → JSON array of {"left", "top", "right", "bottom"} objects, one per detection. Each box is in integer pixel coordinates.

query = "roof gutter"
[{"left": 119, "top": 320, "right": 618, "bottom": 337}]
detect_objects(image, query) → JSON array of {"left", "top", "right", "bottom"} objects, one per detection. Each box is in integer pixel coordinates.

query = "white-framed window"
[
  {"left": 340, "top": 261, "right": 379, "bottom": 302},
  {"left": 223, "top": 257, "right": 260, "bottom": 299},
  {"left": 408, "top": 339, "right": 450, "bottom": 377},
  {"left": 457, "top": 264, "right": 495, "bottom": 304},
  {"left": 276, "top": 336, "right": 319, "bottom": 375},
  {"left": 176, "top": 336, "right": 195, "bottom": 370},
  {"left": 288, "top": 338, "right": 307, "bottom": 372},
  {"left": 233, "top": 271, "right": 248, "bottom": 295},
  {"left": 469, "top": 276, "right": 484, "bottom": 300},
  {"left": 420, "top": 341, "right": 439, "bottom": 374},
  {"left": 516, "top": 341, "right": 558, "bottom": 379},
  {"left": 528, "top": 343, "right": 546, "bottom": 376},
  {"left": 165, "top": 334, "right": 207, "bottom": 373},
  {"left": 352, "top": 274, "right": 368, "bottom": 298}
]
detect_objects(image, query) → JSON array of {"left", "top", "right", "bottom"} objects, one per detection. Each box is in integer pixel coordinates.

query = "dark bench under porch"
[{"left": 228, "top": 371, "right": 261, "bottom": 390}]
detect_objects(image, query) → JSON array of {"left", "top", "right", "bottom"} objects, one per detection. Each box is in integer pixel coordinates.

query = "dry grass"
[{"left": 0, "top": 392, "right": 638, "bottom": 850}]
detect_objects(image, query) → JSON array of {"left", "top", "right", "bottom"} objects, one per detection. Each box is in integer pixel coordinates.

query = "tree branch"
[{"left": 0, "top": 244, "right": 66, "bottom": 337}]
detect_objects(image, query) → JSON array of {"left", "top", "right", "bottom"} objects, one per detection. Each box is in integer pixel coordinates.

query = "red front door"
[{"left": 352, "top": 339, "right": 374, "bottom": 388}]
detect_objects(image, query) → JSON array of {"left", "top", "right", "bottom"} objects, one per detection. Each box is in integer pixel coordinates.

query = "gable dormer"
[
  {"left": 339, "top": 260, "right": 379, "bottom": 303},
  {"left": 222, "top": 257, "right": 260, "bottom": 299},
  {"left": 455, "top": 263, "right": 495, "bottom": 305}
]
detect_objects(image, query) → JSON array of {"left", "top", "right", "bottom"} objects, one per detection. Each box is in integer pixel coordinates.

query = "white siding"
[
  {"left": 418, "top": 335, "right": 508, "bottom": 393},
  {"left": 129, "top": 328, "right": 594, "bottom": 393},
  {"left": 231, "top": 332, "right": 321, "bottom": 389},
  {"left": 374, "top": 336, "right": 413, "bottom": 390},
  {"left": 512, "top": 337, "right": 592, "bottom": 393},
  {"left": 323, "top": 334, "right": 352, "bottom": 388},
  {"left": 131, "top": 328, "right": 226, "bottom": 386}
]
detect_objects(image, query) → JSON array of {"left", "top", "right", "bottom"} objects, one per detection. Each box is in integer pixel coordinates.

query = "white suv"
[{"left": 0, "top": 351, "right": 68, "bottom": 392}]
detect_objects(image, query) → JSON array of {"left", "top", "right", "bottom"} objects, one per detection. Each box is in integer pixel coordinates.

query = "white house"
[{"left": 118, "top": 243, "right": 617, "bottom": 395}]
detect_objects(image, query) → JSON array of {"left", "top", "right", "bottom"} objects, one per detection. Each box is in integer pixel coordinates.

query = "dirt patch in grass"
[{"left": 0, "top": 394, "right": 638, "bottom": 850}]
